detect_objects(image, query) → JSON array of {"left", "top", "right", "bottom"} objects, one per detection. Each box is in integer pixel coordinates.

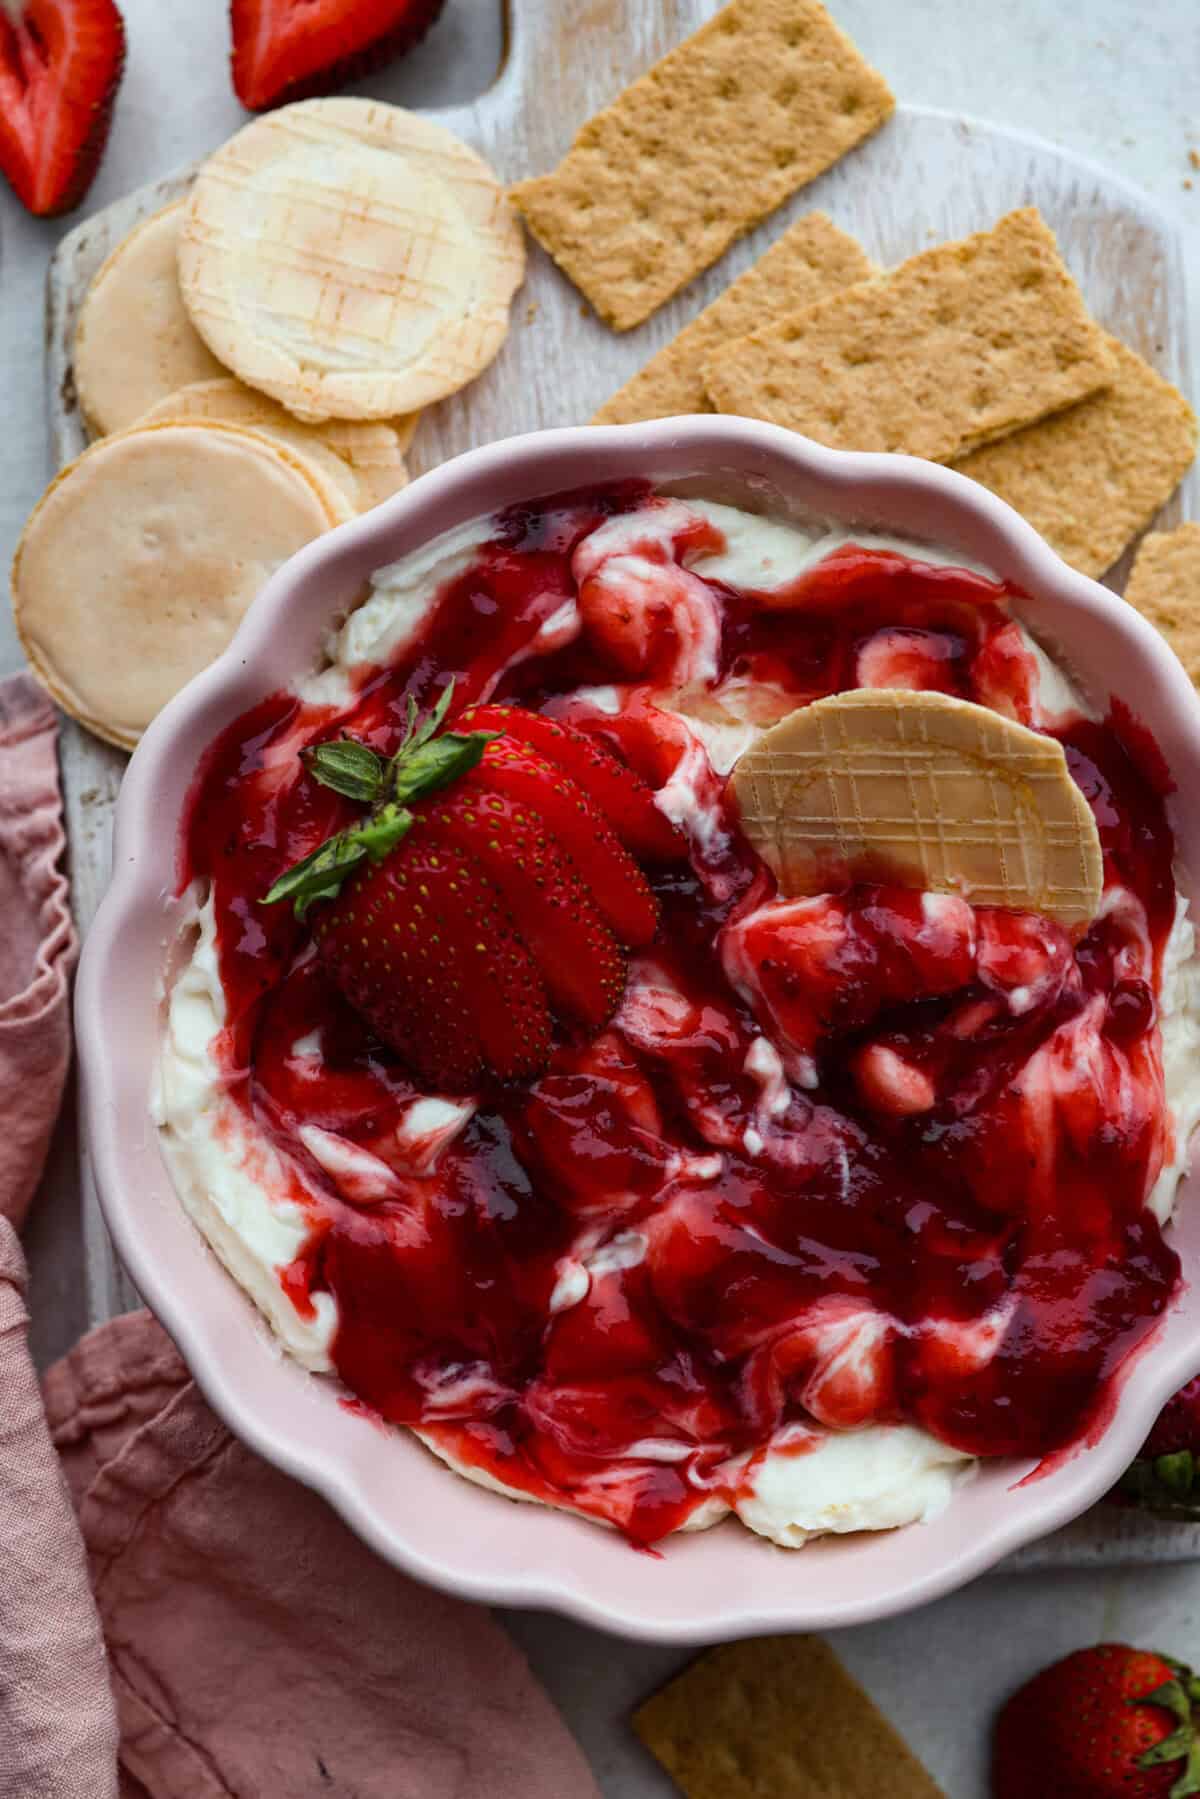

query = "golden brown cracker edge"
[
  {"left": 953, "top": 337, "right": 1197, "bottom": 578},
  {"left": 704, "top": 207, "right": 1115, "bottom": 462},
  {"left": 592, "top": 213, "right": 875, "bottom": 424},
  {"left": 633, "top": 1635, "right": 947, "bottom": 1799},
  {"left": 1122, "top": 520, "right": 1200, "bottom": 683},
  {"left": 512, "top": 0, "right": 893, "bottom": 332}
]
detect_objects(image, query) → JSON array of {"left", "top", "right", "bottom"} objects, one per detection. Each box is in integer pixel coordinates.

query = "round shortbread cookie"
[
  {"left": 73, "top": 202, "right": 227, "bottom": 438},
  {"left": 13, "top": 421, "right": 344, "bottom": 750},
  {"left": 322, "top": 414, "right": 416, "bottom": 509},
  {"left": 178, "top": 98, "right": 525, "bottom": 422},
  {"left": 731, "top": 688, "right": 1103, "bottom": 927},
  {"left": 137, "top": 378, "right": 409, "bottom": 512}
]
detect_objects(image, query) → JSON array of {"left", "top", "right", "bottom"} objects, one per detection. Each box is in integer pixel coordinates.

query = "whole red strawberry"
[
  {"left": 993, "top": 1644, "right": 1200, "bottom": 1798},
  {"left": 264, "top": 686, "right": 683, "bottom": 1092},
  {"left": 1115, "top": 1378, "right": 1200, "bottom": 1519},
  {"left": 231, "top": 0, "right": 447, "bottom": 112},
  {"left": 0, "top": 0, "right": 125, "bottom": 216}
]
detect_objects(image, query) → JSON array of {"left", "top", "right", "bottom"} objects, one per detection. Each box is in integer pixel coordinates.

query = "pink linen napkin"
[
  {"left": 0, "top": 673, "right": 76, "bottom": 1232},
  {"left": 0, "top": 668, "right": 598, "bottom": 1795},
  {"left": 45, "top": 1310, "right": 603, "bottom": 1799},
  {"left": 0, "top": 673, "right": 118, "bottom": 1799}
]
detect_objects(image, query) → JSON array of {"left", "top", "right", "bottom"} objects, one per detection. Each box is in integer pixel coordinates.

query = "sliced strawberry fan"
[
  {"left": 0, "top": 0, "right": 125, "bottom": 216},
  {"left": 231, "top": 0, "right": 447, "bottom": 112},
  {"left": 263, "top": 686, "right": 682, "bottom": 1093}
]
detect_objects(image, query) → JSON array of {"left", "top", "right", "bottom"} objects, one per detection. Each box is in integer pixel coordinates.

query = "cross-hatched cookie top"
[
  {"left": 730, "top": 687, "right": 1104, "bottom": 926},
  {"left": 179, "top": 98, "right": 524, "bottom": 422}
]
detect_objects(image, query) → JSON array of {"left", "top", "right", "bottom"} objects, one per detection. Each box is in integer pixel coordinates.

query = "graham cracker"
[
  {"left": 633, "top": 1635, "right": 946, "bottom": 1799},
  {"left": 511, "top": 0, "right": 893, "bottom": 332},
  {"left": 704, "top": 207, "right": 1115, "bottom": 461},
  {"left": 1122, "top": 521, "right": 1200, "bottom": 682},
  {"left": 730, "top": 689, "right": 1103, "bottom": 926},
  {"left": 592, "top": 213, "right": 874, "bottom": 424},
  {"left": 953, "top": 335, "right": 1197, "bottom": 577}
]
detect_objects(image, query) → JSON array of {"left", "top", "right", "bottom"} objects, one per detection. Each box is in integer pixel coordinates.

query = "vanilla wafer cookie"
[
  {"left": 730, "top": 689, "right": 1103, "bottom": 925},
  {"left": 138, "top": 379, "right": 409, "bottom": 513},
  {"left": 13, "top": 420, "right": 345, "bottom": 749},
  {"left": 73, "top": 202, "right": 226, "bottom": 438},
  {"left": 179, "top": 98, "right": 525, "bottom": 422}
]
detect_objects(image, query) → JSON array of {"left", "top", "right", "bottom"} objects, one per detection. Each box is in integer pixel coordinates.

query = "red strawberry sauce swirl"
[{"left": 180, "top": 482, "right": 1182, "bottom": 1545}]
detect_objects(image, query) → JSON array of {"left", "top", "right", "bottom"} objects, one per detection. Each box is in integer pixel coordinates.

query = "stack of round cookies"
[{"left": 14, "top": 98, "right": 525, "bottom": 749}]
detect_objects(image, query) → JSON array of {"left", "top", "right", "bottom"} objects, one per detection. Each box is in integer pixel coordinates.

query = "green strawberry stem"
[
  {"left": 1136, "top": 1672, "right": 1200, "bottom": 1796},
  {"left": 262, "top": 679, "right": 497, "bottom": 918},
  {"left": 1117, "top": 1451, "right": 1200, "bottom": 1521}
]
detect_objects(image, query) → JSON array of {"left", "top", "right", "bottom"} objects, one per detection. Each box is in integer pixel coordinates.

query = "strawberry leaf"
[
  {"left": 353, "top": 802, "right": 413, "bottom": 863},
  {"left": 263, "top": 832, "right": 370, "bottom": 917},
  {"left": 1143, "top": 1726, "right": 1194, "bottom": 1764},
  {"left": 1171, "top": 1742, "right": 1200, "bottom": 1799},
  {"left": 262, "top": 678, "right": 497, "bottom": 919},
  {"left": 262, "top": 806, "right": 413, "bottom": 916},
  {"left": 410, "top": 680, "right": 455, "bottom": 751},
  {"left": 395, "top": 693, "right": 420, "bottom": 756},
  {"left": 1140, "top": 1681, "right": 1193, "bottom": 1735},
  {"left": 393, "top": 681, "right": 453, "bottom": 760},
  {"left": 1134, "top": 1671, "right": 1200, "bottom": 1798},
  {"left": 391, "top": 732, "right": 497, "bottom": 804},
  {"left": 302, "top": 738, "right": 387, "bottom": 803},
  {"left": 1117, "top": 1451, "right": 1200, "bottom": 1516}
]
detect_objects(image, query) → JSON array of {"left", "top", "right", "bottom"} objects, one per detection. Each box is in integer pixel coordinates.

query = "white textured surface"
[{"left": 6, "top": 3, "right": 1200, "bottom": 1797}]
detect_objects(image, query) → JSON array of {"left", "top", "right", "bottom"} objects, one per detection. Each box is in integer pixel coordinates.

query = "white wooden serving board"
[{"left": 44, "top": 0, "right": 1199, "bottom": 1571}]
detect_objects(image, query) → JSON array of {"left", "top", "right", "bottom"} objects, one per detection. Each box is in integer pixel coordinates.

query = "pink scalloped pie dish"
[{"left": 77, "top": 418, "right": 1200, "bottom": 1643}]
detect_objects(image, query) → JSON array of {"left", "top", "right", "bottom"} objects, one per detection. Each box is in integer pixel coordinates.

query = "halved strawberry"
[
  {"left": 460, "top": 704, "right": 686, "bottom": 864},
  {"left": 230, "top": 0, "right": 446, "bottom": 112},
  {"left": 472, "top": 738, "right": 660, "bottom": 949},
  {"left": 419, "top": 771, "right": 627, "bottom": 1031},
  {"left": 0, "top": 0, "right": 125, "bottom": 216},
  {"left": 312, "top": 823, "right": 550, "bottom": 1091}
]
